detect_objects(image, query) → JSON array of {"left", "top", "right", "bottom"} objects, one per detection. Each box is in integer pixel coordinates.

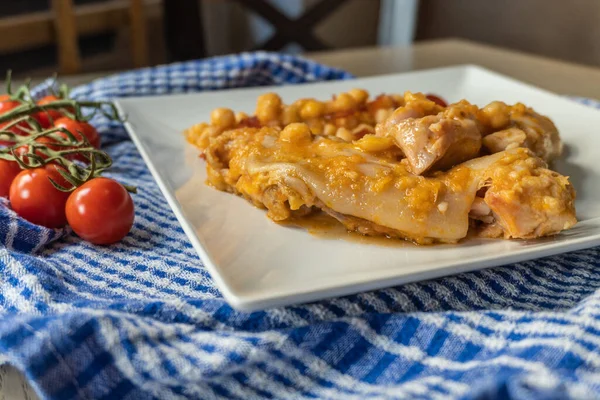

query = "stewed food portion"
[{"left": 184, "top": 89, "right": 576, "bottom": 244}]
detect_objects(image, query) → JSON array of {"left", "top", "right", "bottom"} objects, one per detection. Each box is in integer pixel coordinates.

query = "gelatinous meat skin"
[{"left": 376, "top": 100, "right": 481, "bottom": 174}]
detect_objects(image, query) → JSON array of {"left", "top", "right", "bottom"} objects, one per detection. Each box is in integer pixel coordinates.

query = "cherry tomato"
[
  {"left": 36, "top": 135, "right": 60, "bottom": 148},
  {"left": 426, "top": 94, "right": 448, "bottom": 107},
  {"left": 0, "top": 116, "right": 29, "bottom": 138},
  {"left": 66, "top": 177, "right": 135, "bottom": 245},
  {"left": 14, "top": 136, "right": 57, "bottom": 164},
  {"left": 0, "top": 94, "right": 22, "bottom": 115},
  {"left": 13, "top": 136, "right": 60, "bottom": 164},
  {"left": 0, "top": 120, "right": 29, "bottom": 137},
  {"left": 0, "top": 159, "right": 21, "bottom": 197},
  {"left": 38, "top": 95, "right": 74, "bottom": 112},
  {"left": 9, "top": 165, "right": 71, "bottom": 228},
  {"left": 34, "top": 95, "right": 66, "bottom": 129},
  {"left": 0, "top": 95, "right": 29, "bottom": 145},
  {"left": 53, "top": 117, "right": 100, "bottom": 149},
  {"left": 0, "top": 133, "right": 15, "bottom": 147},
  {"left": 38, "top": 95, "right": 63, "bottom": 107},
  {"left": 52, "top": 118, "right": 101, "bottom": 163}
]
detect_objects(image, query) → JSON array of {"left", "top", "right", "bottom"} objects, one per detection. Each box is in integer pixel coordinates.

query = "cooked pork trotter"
[
  {"left": 203, "top": 123, "right": 576, "bottom": 243},
  {"left": 376, "top": 100, "right": 482, "bottom": 174}
]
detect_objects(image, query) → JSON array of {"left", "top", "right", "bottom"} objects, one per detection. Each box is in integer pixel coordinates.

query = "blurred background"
[{"left": 1, "top": 0, "right": 599, "bottom": 79}]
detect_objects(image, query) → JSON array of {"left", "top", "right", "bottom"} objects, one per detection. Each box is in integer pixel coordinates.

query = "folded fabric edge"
[{"left": 30, "top": 51, "right": 355, "bottom": 100}]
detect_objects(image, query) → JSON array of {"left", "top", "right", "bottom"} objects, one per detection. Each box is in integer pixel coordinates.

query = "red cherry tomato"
[
  {"left": 34, "top": 95, "right": 66, "bottom": 129},
  {"left": 0, "top": 124, "right": 29, "bottom": 147},
  {"left": 426, "top": 94, "right": 448, "bottom": 107},
  {"left": 37, "top": 95, "right": 59, "bottom": 104},
  {"left": 0, "top": 94, "right": 22, "bottom": 115},
  {"left": 0, "top": 95, "right": 28, "bottom": 145},
  {"left": 13, "top": 136, "right": 60, "bottom": 165},
  {"left": 9, "top": 165, "right": 71, "bottom": 228},
  {"left": 14, "top": 137, "right": 57, "bottom": 164},
  {"left": 0, "top": 159, "right": 21, "bottom": 197},
  {"left": 36, "top": 135, "right": 60, "bottom": 148},
  {"left": 54, "top": 117, "right": 100, "bottom": 148},
  {"left": 66, "top": 177, "right": 135, "bottom": 245},
  {"left": 0, "top": 133, "right": 15, "bottom": 147},
  {"left": 0, "top": 120, "right": 29, "bottom": 136},
  {"left": 38, "top": 95, "right": 74, "bottom": 113},
  {"left": 53, "top": 117, "right": 100, "bottom": 149},
  {"left": 53, "top": 118, "right": 101, "bottom": 163}
]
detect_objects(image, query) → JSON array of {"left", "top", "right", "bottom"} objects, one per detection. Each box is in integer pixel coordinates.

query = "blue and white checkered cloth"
[{"left": 1, "top": 52, "right": 600, "bottom": 400}]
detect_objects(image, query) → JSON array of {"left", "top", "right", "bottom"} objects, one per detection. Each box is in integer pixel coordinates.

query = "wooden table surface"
[
  {"left": 2, "top": 38, "right": 600, "bottom": 400},
  {"left": 307, "top": 39, "right": 600, "bottom": 99},
  {"left": 6, "top": 39, "right": 600, "bottom": 99}
]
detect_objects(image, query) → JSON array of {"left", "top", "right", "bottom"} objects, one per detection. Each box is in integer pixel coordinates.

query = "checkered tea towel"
[{"left": 1, "top": 52, "right": 600, "bottom": 400}]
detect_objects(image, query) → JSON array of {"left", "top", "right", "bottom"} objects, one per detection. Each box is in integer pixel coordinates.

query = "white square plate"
[{"left": 116, "top": 65, "right": 600, "bottom": 311}]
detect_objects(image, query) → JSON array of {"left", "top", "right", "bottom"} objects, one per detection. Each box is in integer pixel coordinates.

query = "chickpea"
[
  {"left": 404, "top": 92, "right": 422, "bottom": 103},
  {"left": 480, "top": 101, "right": 510, "bottom": 130},
  {"left": 334, "top": 115, "right": 359, "bottom": 130},
  {"left": 336, "top": 127, "right": 354, "bottom": 142},
  {"left": 184, "top": 123, "right": 207, "bottom": 143},
  {"left": 328, "top": 93, "right": 357, "bottom": 113},
  {"left": 300, "top": 100, "right": 325, "bottom": 119},
  {"left": 355, "top": 136, "right": 395, "bottom": 152},
  {"left": 323, "top": 123, "right": 337, "bottom": 136},
  {"left": 235, "top": 112, "right": 249, "bottom": 123},
  {"left": 353, "top": 124, "right": 374, "bottom": 135},
  {"left": 306, "top": 119, "right": 324, "bottom": 135},
  {"left": 210, "top": 108, "right": 235, "bottom": 129},
  {"left": 280, "top": 123, "right": 312, "bottom": 143},
  {"left": 195, "top": 136, "right": 209, "bottom": 149},
  {"left": 293, "top": 99, "right": 308, "bottom": 109},
  {"left": 282, "top": 105, "right": 301, "bottom": 125},
  {"left": 370, "top": 95, "right": 397, "bottom": 112},
  {"left": 196, "top": 126, "right": 221, "bottom": 149},
  {"left": 256, "top": 93, "right": 282, "bottom": 124},
  {"left": 348, "top": 88, "right": 369, "bottom": 104}
]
